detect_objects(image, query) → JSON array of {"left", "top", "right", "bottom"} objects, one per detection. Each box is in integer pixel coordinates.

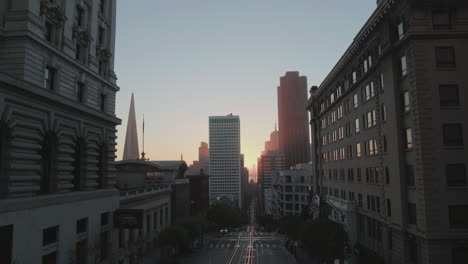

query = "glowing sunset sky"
[{"left": 114, "top": 0, "right": 376, "bottom": 170}]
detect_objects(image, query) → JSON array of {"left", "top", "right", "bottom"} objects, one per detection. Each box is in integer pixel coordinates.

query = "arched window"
[
  {"left": 0, "top": 121, "right": 11, "bottom": 197},
  {"left": 39, "top": 132, "right": 58, "bottom": 194},
  {"left": 73, "top": 138, "right": 87, "bottom": 191},
  {"left": 97, "top": 143, "right": 108, "bottom": 189}
]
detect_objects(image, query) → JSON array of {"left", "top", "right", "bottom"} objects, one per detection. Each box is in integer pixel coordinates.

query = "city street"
[{"left": 182, "top": 203, "right": 296, "bottom": 264}]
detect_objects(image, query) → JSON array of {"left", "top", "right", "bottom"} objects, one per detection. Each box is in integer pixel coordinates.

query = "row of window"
[
  {"left": 44, "top": 66, "right": 107, "bottom": 112},
  {"left": 0, "top": 126, "right": 108, "bottom": 195},
  {"left": 41, "top": 212, "right": 111, "bottom": 264}
]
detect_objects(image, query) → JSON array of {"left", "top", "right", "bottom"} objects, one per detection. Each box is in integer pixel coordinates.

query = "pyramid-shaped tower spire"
[{"left": 123, "top": 93, "right": 140, "bottom": 160}]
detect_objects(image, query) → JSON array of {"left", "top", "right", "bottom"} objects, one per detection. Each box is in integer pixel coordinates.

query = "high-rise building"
[
  {"left": 306, "top": 1, "right": 468, "bottom": 263},
  {"left": 258, "top": 150, "right": 285, "bottom": 215},
  {"left": 277, "top": 71, "right": 310, "bottom": 168},
  {"left": 209, "top": 114, "right": 241, "bottom": 208},
  {"left": 262, "top": 124, "right": 280, "bottom": 155},
  {"left": 123, "top": 93, "right": 139, "bottom": 160},
  {"left": 199, "top": 141, "right": 209, "bottom": 173},
  {"left": 0, "top": 1, "right": 120, "bottom": 263}
]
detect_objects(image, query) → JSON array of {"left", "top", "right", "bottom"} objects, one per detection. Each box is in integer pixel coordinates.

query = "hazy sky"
[{"left": 114, "top": 0, "right": 376, "bottom": 169}]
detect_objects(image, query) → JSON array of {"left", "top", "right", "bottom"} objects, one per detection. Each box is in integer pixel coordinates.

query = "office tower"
[
  {"left": 0, "top": 1, "right": 120, "bottom": 263},
  {"left": 123, "top": 93, "right": 139, "bottom": 160},
  {"left": 209, "top": 114, "right": 241, "bottom": 208},
  {"left": 277, "top": 71, "right": 311, "bottom": 168},
  {"left": 306, "top": 1, "right": 468, "bottom": 263}
]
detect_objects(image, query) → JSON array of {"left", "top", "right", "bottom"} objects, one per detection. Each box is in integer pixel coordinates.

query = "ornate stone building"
[
  {"left": 306, "top": 0, "right": 468, "bottom": 263},
  {"left": 0, "top": 0, "right": 120, "bottom": 263}
]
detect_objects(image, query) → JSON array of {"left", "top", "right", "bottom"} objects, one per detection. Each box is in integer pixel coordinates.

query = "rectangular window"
[
  {"left": 398, "top": 21, "right": 405, "bottom": 40},
  {"left": 443, "top": 124, "right": 463, "bottom": 146},
  {"left": 379, "top": 74, "right": 384, "bottom": 91},
  {"left": 405, "top": 128, "right": 413, "bottom": 149},
  {"left": 365, "top": 85, "right": 371, "bottom": 101},
  {"left": 446, "top": 164, "right": 466, "bottom": 187},
  {"left": 42, "top": 251, "right": 57, "bottom": 264},
  {"left": 401, "top": 55, "right": 407, "bottom": 76},
  {"left": 406, "top": 165, "right": 415, "bottom": 187},
  {"left": 99, "top": 0, "right": 105, "bottom": 15},
  {"left": 439, "top": 85, "right": 459, "bottom": 107},
  {"left": 0, "top": 225, "right": 13, "bottom": 264},
  {"left": 101, "top": 212, "right": 109, "bottom": 226},
  {"left": 75, "top": 6, "right": 83, "bottom": 26},
  {"left": 45, "top": 22, "right": 53, "bottom": 42},
  {"left": 356, "top": 143, "right": 362, "bottom": 158},
  {"left": 433, "top": 10, "right": 451, "bottom": 30},
  {"left": 76, "top": 82, "right": 85, "bottom": 102},
  {"left": 44, "top": 66, "right": 55, "bottom": 90},
  {"left": 352, "top": 71, "right": 357, "bottom": 84},
  {"left": 436, "top": 47, "right": 456, "bottom": 68},
  {"left": 100, "top": 93, "right": 107, "bottom": 112},
  {"left": 355, "top": 118, "right": 360, "bottom": 133},
  {"left": 353, "top": 93, "right": 359, "bottom": 108},
  {"left": 403, "top": 91, "right": 410, "bottom": 112},
  {"left": 76, "top": 218, "right": 87, "bottom": 234},
  {"left": 449, "top": 205, "right": 468, "bottom": 228},
  {"left": 408, "top": 203, "right": 417, "bottom": 225},
  {"left": 357, "top": 168, "right": 362, "bottom": 182},
  {"left": 387, "top": 199, "right": 392, "bottom": 217},
  {"left": 43, "top": 226, "right": 58, "bottom": 246},
  {"left": 381, "top": 104, "right": 387, "bottom": 121},
  {"left": 98, "top": 27, "right": 105, "bottom": 46},
  {"left": 75, "top": 44, "right": 81, "bottom": 61}
]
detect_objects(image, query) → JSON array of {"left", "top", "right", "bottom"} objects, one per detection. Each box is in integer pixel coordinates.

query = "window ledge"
[
  {"left": 440, "top": 106, "right": 460, "bottom": 110},
  {"left": 436, "top": 67, "right": 456, "bottom": 70},
  {"left": 447, "top": 186, "right": 467, "bottom": 190},
  {"left": 443, "top": 145, "right": 464, "bottom": 149}
]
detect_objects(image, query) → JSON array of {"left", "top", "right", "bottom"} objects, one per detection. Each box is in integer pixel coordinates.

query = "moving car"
[{"left": 219, "top": 227, "right": 228, "bottom": 234}]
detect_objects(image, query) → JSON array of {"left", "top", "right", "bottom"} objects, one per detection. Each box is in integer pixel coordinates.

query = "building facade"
[
  {"left": 306, "top": 0, "right": 468, "bottom": 263},
  {"left": 208, "top": 114, "right": 242, "bottom": 208},
  {"left": 258, "top": 150, "right": 285, "bottom": 215},
  {"left": 0, "top": 0, "right": 120, "bottom": 263},
  {"left": 271, "top": 163, "right": 313, "bottom": 216},
  {"left": 277, "top": 71, "right": 311, "bottom": 169}
]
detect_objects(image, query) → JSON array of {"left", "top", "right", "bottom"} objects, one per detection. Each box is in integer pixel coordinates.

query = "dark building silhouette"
[
  {"left": 277, "top": 71, "right": 311, "bottom": 168},
  {"left": 187, "top": 173, "right": 209, "bottom": 216}
]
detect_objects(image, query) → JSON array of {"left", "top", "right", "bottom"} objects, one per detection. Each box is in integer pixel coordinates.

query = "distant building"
[
  {"left": 0, "top": 1, "right": 120, "bottom": 263},
  {"left": 271, "top": 163, "right": 313, "bottom": 216},
  {"left": 262, "top": 125, "right": 279, "bottom": 155},
  {"left": 306, "top": 1, "right": 468, "bottom": 263},
  {"left": 199, "top": 141, "right": 209, "bottom": 173},
  {"left": 277, "top": 71, "right": 311, "bottom": 168},
  {"left": 258, "top": 151, "right": 285, "bottom": 215},
  {"left": 187, "top": 173, "right": 209, "bottom": 216},
  {"left": 240, "top": 154, "right": 249, "bottom": 211},
  {"left": 115, "top": 160, "right": 189, "bottom": 227},
  {"left": 209, "top": 114, "right": 242, "bottom": 208}
]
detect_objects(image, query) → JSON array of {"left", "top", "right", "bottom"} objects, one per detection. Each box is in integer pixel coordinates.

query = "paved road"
[{"left": 182, "top": 202, "right": 296, "bottom": 264}]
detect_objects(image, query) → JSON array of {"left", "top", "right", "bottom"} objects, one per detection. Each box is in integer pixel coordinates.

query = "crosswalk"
[{"left": 208, "top": 243, "right": 282, "bottom": 249}]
